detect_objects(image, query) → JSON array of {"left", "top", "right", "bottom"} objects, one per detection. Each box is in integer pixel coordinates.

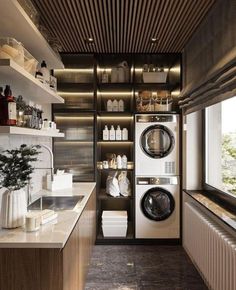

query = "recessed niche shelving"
[{"left": 52, "top": 53, "right": 181, "bottom": 244}]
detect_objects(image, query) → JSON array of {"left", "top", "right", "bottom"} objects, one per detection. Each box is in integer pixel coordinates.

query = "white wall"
[
  {"left": 0, "top": 103, "right": 52, "bottom": 209},
  {"left": 183, "top": 110, "right": 203, "bottom": 190}
]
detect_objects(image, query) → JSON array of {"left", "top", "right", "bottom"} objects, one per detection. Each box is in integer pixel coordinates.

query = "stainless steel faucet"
[
  {"left": 27, "top": 144, "right": 54, "bottom": 207},
  {"left": 38, "top": 144, "right": 54, "bottom": 182}
]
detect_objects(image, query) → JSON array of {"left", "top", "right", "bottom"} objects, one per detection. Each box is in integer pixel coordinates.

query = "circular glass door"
[
  {"left": 141, "top": 187, "right": 175, "bottom": 221},
  {"left": 140, "top": 125, "right": 175, "bottom": 158}
]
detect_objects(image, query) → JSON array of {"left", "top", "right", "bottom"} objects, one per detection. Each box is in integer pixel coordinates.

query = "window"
[{"left": 205, "top": 96, "right": 236, "bottom": 197}]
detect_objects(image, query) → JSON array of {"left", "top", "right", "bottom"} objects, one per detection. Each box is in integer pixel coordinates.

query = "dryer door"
[
  {"left": 141, "top": 187, "right": 175, "bottom": 221},
  {"left": 140, "top": 125, "right": 175, "bottom": 158}
]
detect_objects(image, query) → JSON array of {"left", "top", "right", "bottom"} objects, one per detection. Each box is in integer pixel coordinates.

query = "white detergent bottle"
[
  {"left": 115, "top": 125, "right": 122, "bottom": 140},
  {"left": 107, "top": 99, "right": 113, "bottom": 111},
  {"left": 109, "top": 125, "right": 115, "bottom": 140},
  {"left": 121, "top": 155, "right": 128, "bottom": 169},
  {"left": 117, "top": 155, "right": 122, "bottom": 169},
  {"left": 113, "top": 99, "right": 119, "bottom": 111},
  {"left": 118, "top": 99, "right": 124, "bottom": 111},
  {"left": 122, "top": 128, "right": 128, "bottom": 140},
  {"left": 103, "top": 125, "right": 109, "bottom": 140}
]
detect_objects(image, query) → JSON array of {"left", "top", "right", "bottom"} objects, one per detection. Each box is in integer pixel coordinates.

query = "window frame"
[{"left": 202, "top": 108, "right": 236, "bottom": 212}]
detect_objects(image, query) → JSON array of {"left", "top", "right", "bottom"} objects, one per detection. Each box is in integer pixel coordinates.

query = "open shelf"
[
  {"left": 134, "top": 83, "right": 178, "bottom": 91},
  {"left": 98, "top": 83, "right": 133, "bottom": 90},
  {"left": 97, "top": 111, "right": 133, "bottom": 116},
  {"left": 0, "top": 126, "right": 64, "bottom": 137},
  {"left": 98, "top": 189, "right": 132, "bottom": 200},
  {"left": 0, "top": 0, "right": 64, "bottom": 69},
  {"left": 0, "top": 59, "right": 64, "bottom": 103},
  {"left": 97, "top": 168, "right": 133, "bottom": 172},
  {"left": 97, "top": 140, "right": 133, "bottom": 143}
]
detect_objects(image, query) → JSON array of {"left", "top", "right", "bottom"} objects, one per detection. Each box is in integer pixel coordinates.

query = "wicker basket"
[{"left": 142, "top": 71, "right": 168, "bottom": 83}]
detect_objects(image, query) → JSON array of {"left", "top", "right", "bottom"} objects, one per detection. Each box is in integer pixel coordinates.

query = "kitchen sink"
[{"left": 28, "top": 196, "right": 85, "bottom": 211}]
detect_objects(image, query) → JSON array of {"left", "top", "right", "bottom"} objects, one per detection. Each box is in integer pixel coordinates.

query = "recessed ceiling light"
[
  {"left": 150, "top": 37, "right": 158, "bottom": 43},
  {"left": 85, "top": 37, "right": 94, "bottom": 44}
]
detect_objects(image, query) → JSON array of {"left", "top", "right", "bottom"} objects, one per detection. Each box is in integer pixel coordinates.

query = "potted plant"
[{"left": 0, "top": 144, "right": 40, "bottom": 228}]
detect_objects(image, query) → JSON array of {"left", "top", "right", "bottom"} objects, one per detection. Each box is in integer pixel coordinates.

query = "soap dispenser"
[
  {"left": 40, "top": 60, "right": 50, "bottom": 86},
  {"left": 109, "top": 125, "right": 115, "bottom": 140},
  {"left": 115, "top": 125, "right": 122, "bottom": 140},
  {"left": 103, "top": 125, "right": 109, "bottom": 140}
]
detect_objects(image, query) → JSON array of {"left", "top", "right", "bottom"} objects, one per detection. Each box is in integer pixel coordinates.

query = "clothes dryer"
[{"left": 135, "top": 114, "right": 179, "bottom": 176}]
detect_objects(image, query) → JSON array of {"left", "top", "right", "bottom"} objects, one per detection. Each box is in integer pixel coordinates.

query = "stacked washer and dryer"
[{"left": 135, "top": 114, "right": 180, "bottom": 239}]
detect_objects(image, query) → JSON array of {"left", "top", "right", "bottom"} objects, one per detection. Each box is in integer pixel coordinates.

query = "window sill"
[{"left": 183, "top": 189, "right": 236, "bottom": 231}]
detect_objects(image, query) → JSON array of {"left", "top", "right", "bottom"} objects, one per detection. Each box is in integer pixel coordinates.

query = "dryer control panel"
[
  {"left": 136, "top": 176, "right": 179, "bottom": 185},
  {"left": 136, "top": 115, "right": 177, "bottom": 123}
]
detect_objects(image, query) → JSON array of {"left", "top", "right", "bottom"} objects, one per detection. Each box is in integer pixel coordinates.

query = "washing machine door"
[
  {"left": 141, "top": 187, "right": 175, "bottom": 221},
  {"left": 140, "top": 125, "right": 175, "bottom": 158}
]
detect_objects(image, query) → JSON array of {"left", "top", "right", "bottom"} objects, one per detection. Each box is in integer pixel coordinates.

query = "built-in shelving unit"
[
  {"left": 52, "top": 53, "right": 181, "bottom": 244},
  {"left": 0, "top": 59, "right": 64, "bottom": 103},
  {"left": 0, "top": 126, "right": 64, "bottom": 137},
  {"left": 0, "top": 0, "right": 64, "bottom": 69}
]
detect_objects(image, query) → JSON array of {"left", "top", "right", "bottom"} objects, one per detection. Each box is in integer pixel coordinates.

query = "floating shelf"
[
  {"left": 0, "top": 0, "right": 64, "bottom": 69},
  {"left": 0, "top": 59, "right": 64, "bottom": 104},
  {"left": 97, "top": 111, "right": 133, "bottom": 116},
  {"left": 134, "top": 83, "right": 178, "bottom": 90},
  {"left": 97, "top": 168, "right": 133, "bottom": 172},
  {"left": 97, "top": 140, "right": 133, "bottom": 143},
  {"left": 0, "top": 126, "right": 65, "bottom": 137}
]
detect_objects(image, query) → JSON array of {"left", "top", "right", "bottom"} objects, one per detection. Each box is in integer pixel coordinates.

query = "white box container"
[
  {"left": 102, "top": 210, "right": 127, "bottom": 221},
  {"left": 102, "top": 220, "right": 127, "bottom": 226},
  {"left": 102, "top": 224, "right": 128, "bottom": 237},
  {"left": 142, "top": 71, "right": 168, "bottom": 83},
  {"left": 46, "top": 173, "right": 73, "bottom": 191},
  {"left": 0, "top": 37, "right": 38, "bottom": 75}
]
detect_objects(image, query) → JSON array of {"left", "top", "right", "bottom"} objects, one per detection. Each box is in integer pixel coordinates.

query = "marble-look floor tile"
[{"left": 85, "top": 245, "right": 208, "bottom": 290}]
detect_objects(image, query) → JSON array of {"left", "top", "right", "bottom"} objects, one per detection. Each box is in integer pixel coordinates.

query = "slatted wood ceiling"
[{"left": 32, "top": 0, "right": 215, "bottom": 53}]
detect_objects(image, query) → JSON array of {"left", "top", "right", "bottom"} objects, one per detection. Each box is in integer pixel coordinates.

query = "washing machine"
[
  {"left": 135, "top": 176, "right": 180, "bottom": 239},
  {"left": 135, "top": 114, "right": 179, "bottom": 176}
]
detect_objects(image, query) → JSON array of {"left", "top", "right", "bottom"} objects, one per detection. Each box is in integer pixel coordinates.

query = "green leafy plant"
[
  {"left": 0, "top": 144, "right": 40, "bottom": 191},
  {"left": 222, "top": 134, "right": 236, "bottom": 195}
]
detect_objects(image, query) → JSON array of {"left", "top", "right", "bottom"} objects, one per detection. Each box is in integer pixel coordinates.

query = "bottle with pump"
[
  {"left": 40, "top": 60, "right": 50, "bottom": 85},
  {"left": 101, "top": 69, "right": 109, "bottom": 83},
  {"left": 115, "top": 125, "right": 122, "bottom": 140},
  {"left": 103, "top": 125, "right": 109, "bottom": 140},
  {"left": 122, "top": 128, "right": 128, "bottom": 140},
  {"left": 0, "top": 85, "right": 17, "bottom": 126},
  {"left": 109, "top": 125, "right": 115, "bottom": 140}
]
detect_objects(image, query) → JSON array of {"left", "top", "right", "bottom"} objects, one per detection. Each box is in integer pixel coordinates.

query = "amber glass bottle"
[{"left": 0, "top": 85, "right": 17, "bottom": 126}]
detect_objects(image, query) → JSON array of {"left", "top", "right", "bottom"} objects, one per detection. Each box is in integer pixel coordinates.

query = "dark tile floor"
[{"left": 85, "top": 245, "right": 208, "bottom": 290}]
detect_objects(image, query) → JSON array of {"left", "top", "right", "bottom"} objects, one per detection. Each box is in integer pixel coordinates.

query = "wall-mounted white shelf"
[
  {"left": 0, "top": 59, "right": 64, "bottom": 104},
  {"left": 0, "top": 126, "right": 65, "bottom": 138},
  {"left": 0, "top": 0, "right": 64, "bottom": 69}
]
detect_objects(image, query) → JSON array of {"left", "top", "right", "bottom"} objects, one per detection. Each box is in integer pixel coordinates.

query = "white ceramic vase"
[{"left": 1, "top": 189, "right": 27, "bottom": 229}]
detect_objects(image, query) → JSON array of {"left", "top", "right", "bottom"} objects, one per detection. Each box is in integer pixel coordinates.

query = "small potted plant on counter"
[{"left": 0, "top": 144, "right": 40, "bottom": 228}]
